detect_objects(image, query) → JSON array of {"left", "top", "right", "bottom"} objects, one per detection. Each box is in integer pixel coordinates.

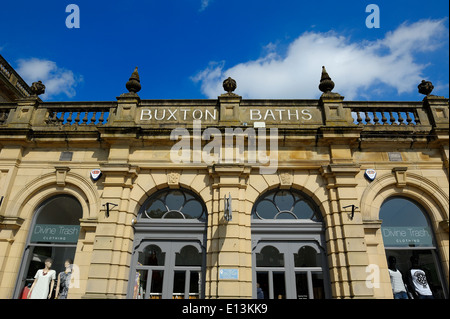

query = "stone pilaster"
[
  {"left": 206, "top": 164, "right": 252, "bottom": 299},
  {"left": 109, "top": 93, "right": 140, "bottom": 126},
  {"left": 321, "top": 163, "right": 374, "bottom": 298},
  {"left": 423, "top": 95, "right": 450, "bottom": 177},
  {"left": 218, "top": 94, "right": 242, "bottom": 126},
  {"left": 83, "top": 163, "right": 138, "bottom": 299}
]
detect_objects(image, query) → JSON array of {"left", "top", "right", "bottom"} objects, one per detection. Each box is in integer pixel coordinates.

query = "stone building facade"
[{"left": 0, "top": 59, "right": 448, "bottom": 299}]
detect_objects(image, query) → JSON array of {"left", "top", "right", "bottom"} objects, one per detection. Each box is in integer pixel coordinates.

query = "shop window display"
[
  {"left": 380, "top": 197, "right": 447, "bottom": 299},
  {"left": 14, "top": 195, "right": 82, "bottom": 299}
]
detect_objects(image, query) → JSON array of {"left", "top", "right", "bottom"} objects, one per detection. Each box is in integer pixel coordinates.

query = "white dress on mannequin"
[{"left": 29, "top": 269, "right": 56, "bottom": 299}]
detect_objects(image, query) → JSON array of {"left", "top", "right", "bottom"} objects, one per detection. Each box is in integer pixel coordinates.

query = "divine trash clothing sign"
[
  {"left": 31, "top": 224, "right": 80, "bottom": 243},
  {"left": 381, "top": 227, "right": 434, "bottom": 247}
]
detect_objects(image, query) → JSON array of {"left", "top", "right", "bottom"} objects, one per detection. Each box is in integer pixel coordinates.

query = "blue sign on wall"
[{"left": 219, "top": 268, "right": 239, "bottom": 280}]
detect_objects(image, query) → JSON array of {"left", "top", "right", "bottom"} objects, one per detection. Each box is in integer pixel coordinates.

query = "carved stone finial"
[
  {"left": 126, "top": 67, "right": 141, "bottom": 93},
  {"left": 319, "top": 66, "right": 335, "bottom": 94},
  {"left": 418, "top": 80, "right": 434, "bottom": 96},
  {"left": 223, "top": 77, "right": 237, "bottom": 95},
  {"left": 30, "top": 80, "right": 45, "bottom": 96}
]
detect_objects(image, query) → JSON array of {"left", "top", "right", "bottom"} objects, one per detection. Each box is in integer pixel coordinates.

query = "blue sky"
[{"left": 0, "top": 0, "right": 448, "bottom": 101}]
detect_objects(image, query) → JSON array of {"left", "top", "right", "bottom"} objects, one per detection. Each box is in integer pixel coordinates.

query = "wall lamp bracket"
[
  {"left": 103, "top": 202, "right": 118, "bottom": 218},
  {"left": 224, "top": 193, "right": 232, "bottom": 222},
  {"left": 343, "top": 205, "right": 358, "bottom": 220}
]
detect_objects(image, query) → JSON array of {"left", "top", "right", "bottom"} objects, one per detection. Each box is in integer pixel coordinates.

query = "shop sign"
[
  {"left": 381, "top": 226, "right": 433, "bottom": 247},
  {"left": 31, "top": 224, "right": 80, "bottom": 243}
]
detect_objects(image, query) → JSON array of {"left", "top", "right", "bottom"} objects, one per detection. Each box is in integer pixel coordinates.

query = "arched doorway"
[
  {"left": 14, "top": 195, "right": 82, "bottom": 299},
  {"left": 127, "top": 188, "right": 207, "bottom": 299},
  {"left": 380, "top": 197, "right": 448, "bottom": 299},
  {"left": 251, "top": 189, "right": 330, "bottom": 299}
]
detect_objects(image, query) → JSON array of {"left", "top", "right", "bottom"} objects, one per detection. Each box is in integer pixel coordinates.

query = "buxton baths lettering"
[
  {"left": 249, "top": 109, "right": 312, "bottom": 121},
  {"left": 140, "top": 108, "right": 217, "bottom": 121},
  {"left": 139, "top": 108, "right": 313, "bottom": 122}
]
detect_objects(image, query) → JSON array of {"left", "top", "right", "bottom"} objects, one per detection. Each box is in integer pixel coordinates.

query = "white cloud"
[
  {"left": 199, "top": 0, "right": 211, "bottom": 12},
  {"left": 16, "top": 58, "right": 82, "bottom": 100},
  {"left": 192, "top": 19, "right": 448, "bottom": 100}
]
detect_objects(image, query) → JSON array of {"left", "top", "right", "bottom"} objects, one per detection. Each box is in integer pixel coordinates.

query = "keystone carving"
[{"left": 167, "top": 170, "right": 180, "bottom": 188}]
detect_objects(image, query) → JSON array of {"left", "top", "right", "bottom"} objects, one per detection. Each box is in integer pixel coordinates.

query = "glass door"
[
  {"left": 253, "top": 241, "right": 329, "bottom": 299},
  {"left": 130, "top": 241, "right": 204, "bottom": 299}
]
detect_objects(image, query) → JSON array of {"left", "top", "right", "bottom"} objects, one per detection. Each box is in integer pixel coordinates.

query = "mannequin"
[
  {"left": 27, "top": 258, "right": 56, "bottom": 299},
  {"left": 387, "top": 256, "right": 408, "bottom": 299},
  {"left": 409, "top": 256, "right": 434, "bottom": 299},
  {"left": 55, "top": 259, "right": 73, "bottom": 299}
]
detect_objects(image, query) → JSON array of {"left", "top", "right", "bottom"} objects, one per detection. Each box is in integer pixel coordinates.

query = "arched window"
[
  {"left": 253, "top": 189, "right": 321, "bottom": 221},
  {"left": 380, "top": 197, "right": 448, "bottom": 299},
  {"left": 251, "top": 188, "right": 329, "bottom": 299},
  {"left": 129, "top": 188, "right": 207, "bottom": 299},
  {"left": 14, "top": 195, "right": 82, "bottom": 299},
  {"left": 140, "top": 189, "right": 206, "bottom": 220}
]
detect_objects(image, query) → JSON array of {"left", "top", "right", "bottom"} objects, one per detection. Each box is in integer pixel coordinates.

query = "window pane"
[
  {"left": 144, "top": 199, "right": 166, "bottom": 219},
  {"left": 256, "top": 246, "right": 284, "bottom": 267},
  {"left": 380, "top": 198, "right": 428, "bottom": 227},
  {"left": 24, "top": 245, "right": 76, "bottom": 298},
  {"left": 150, "top": 270, "right": 163, "bottom": 299},
  {"left": 140, "top": 189, "right": 207, "bottom": 220},
  {"left": 164, "top": 211, "right": 184, "bottom": 219},
  {"left": 189, "top": 271, "right": 201, "bottom": 299},
  {"left": 295, "top": 273, "right": 309, "bottom": 299},
  {"left": 386, "top": 249, "right": 446, "bottom": 299},
  {"left": 294, "top": 246, "right": 321, "bottom": 267},
  {"left": 275, "top": 212, "right": 297, "bottom": 220},
  {"left": 25, "top": 246, "right": 52, "bottom": 283},
  {"left": 253, "top": 189, "right": 320, "bottom": 221},
  {"left": 181, "top": 200, "right": 203, "bottom": 219},
  {"left": 256, "top": 272, "right": 269, "bottom": 299},
  {"left": 292, "top": 201, "right": 315, "bottom": 220},
  {"left": 312, "top": 273, "right": 325, "bottom": 299},
  {"left": 175, "top": 245, "right": 202, "bottom": 266},
  {"left": 254, "top": 199, "right": 278, "bottom": 219},
  {"left": 173, "top": 271, "right": 186, "bottom": 299},
  {"left": 274, "top": 191, "right": 294, "bottom": 212},
  {"left": 139, "top": 245, "right": 165, "bottom": 266},
  {"left": 273, "top": 272, "right": 286, "bottom": 299},
  {"left": 36, "top": 195, "right": 82, "bottom": 225},
  {"left": 380, "top": 198, "right": 434, "bottom": 248},
  {"left": 165, "top": 191, "right": 185, "bottom": 211}
]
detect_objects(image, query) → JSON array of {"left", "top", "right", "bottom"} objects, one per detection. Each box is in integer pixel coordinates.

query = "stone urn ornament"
[
  {"left": 319, "top": 66, "right": 335, "bottom": 94},
  {"left": 126, "top": 67, "right": 141, "bottom": 94},
  {"left": 30, "top": 80, "right": 46, "bottom": 96},
  {"left": 222, "top": 77, "right": 237, "bottom": 95},
  {"left": 418, "top": 80, "right": 434, "bottom": 96}
]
